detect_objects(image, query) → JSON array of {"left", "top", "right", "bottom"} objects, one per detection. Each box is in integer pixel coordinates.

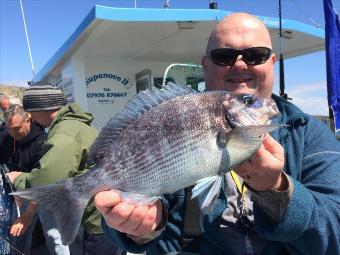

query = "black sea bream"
[{"left": 12, "top": 83, "right": 280, "bottom": 245}]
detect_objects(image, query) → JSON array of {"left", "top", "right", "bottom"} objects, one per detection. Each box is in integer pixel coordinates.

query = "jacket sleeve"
[
  {"left": 254, "top": 118, "right": 340, "bottom": 255},
  {"left": 101, "top": 192, "right": 185, "bottom": 254},
  {"left": 14, "top": 133, "right": 83, "bottom": 190}
]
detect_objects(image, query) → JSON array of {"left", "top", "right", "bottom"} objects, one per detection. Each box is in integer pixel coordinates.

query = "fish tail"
[{"left": 11, "top": 177, "right": 89, "bottom": 245}]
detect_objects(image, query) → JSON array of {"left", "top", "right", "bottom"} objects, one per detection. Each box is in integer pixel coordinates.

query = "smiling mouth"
[{"left": 227, "top": 78, "right": 252, "bottom": 82}]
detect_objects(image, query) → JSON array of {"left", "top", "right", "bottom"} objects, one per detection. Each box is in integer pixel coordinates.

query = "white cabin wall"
[
  {"left": 84, "top": 57, "right": 136, "bottom": 130},
  {"left": 42, "top": 57, "right": 183, "bottom": 131},
  {"left": 70, "top": 56, "right": 89, "bottom": 111},
  {"left": 83, "top": 57, "right": 177, "bottom": 130}
]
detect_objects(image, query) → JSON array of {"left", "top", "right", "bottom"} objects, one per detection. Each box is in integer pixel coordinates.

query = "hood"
[
  {"left": 18, "top": 122, "right": 46, "bottom": 146},
  {"left": 49, "top": 103, "right": 94, "bottom": 130}
]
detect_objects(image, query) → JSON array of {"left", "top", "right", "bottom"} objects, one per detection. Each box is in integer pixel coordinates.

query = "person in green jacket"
[{"left": 7, "top": 85, "right": 124, "bottom": 255}]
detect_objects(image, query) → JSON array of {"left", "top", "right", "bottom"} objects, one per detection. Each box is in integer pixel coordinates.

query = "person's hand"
[
  {"left": 235, "top": 134, "right": 286, "bottom": 191},
  {"left": 10, "top": 209, "right": 35, "bottom": 236},
  {"left": 6, "top": 171, "right": 23, "bottom": 183},
  {"left": 94, "top": 189, "right": 163, "bottom": 236},
  {"left": 10, "top": 202, "right": 37, "bottom": 237}
]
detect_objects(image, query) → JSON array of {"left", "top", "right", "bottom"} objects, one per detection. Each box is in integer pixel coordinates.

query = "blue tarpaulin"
[{"left": 324, "top": 0, "right": 340, "bottom": 133}]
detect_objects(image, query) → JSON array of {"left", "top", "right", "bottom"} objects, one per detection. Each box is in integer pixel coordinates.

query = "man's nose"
[{"left": 231, "top": 55, "right": 248, "bottom": 70}]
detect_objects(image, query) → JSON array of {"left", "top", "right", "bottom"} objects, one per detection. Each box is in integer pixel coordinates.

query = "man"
[
  {"left": 6, "top": 85, "right": 124, "bottom": 255},
  {"left": 0, "top": 104, "right": 47, "bottom": 254},
  {"left": 2, "top": 104, "right": 46, "bottom": 172},
  {"left": 94, "top": 13, "right": 340, "bottom": 255},
  {"left": 0, "top": 95, "right": 22, "bottom": 145}
]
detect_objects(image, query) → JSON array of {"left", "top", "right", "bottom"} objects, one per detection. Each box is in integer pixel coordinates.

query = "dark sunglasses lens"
[
  {"left": 211, "top": 49, "right": 238, "bottom": 66},
  {"left": 243, "top": 47, "right": 271, "bottom": 65}
]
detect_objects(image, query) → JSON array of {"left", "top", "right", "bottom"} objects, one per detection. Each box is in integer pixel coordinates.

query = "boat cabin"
[{"left": 32, "top": 6, "right": 325, "bottom": 130}]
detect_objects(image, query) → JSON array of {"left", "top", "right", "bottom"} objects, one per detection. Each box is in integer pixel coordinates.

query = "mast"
[
  {"left": 278, "top": 0, "right": 289, "bottom": 100},
  {"left": 19, "top": 0, "right": 36, "bottom": 78},
  {"left": 209, "top": 0, "right": 217, "bottom": 9}
]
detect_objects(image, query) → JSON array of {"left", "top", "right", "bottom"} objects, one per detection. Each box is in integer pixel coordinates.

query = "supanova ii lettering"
[{"left": 86, "top": 73, "right": 130, "bottom": 87}]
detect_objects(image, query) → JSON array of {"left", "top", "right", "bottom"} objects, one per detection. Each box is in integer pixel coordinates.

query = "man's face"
[
  {"left": 6, "top": 115, "right": 31, "bottom": 141},
  {"left": 202, "top": 19, "right": 276, "bottom": 98},
  {"left": 30, "top": 112, "right": 50, "bottom": 128}
]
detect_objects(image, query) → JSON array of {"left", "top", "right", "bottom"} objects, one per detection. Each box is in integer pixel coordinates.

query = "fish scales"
[
  {"left": 96, "top": 93, "right": 226, "bottom": 195},
  {"left": 12, "top": 84, "right": 281, "bottom": 245}
]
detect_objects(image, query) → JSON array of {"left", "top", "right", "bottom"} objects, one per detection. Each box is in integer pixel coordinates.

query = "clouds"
[{"left": 285, "top": 81, "right": 329, "bottom": 116}]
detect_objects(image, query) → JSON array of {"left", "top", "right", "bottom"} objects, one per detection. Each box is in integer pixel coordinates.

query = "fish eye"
[{"left": 240, "top": 95, "right": 254, "bottom": 105}]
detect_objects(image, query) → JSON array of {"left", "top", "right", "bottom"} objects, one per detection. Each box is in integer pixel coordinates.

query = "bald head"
[
  {"left": 202, "top": 12, "right": 276, "bottom": 98},
  {"left": 206, "top": 13, "right": 272, "bottom": 54}
]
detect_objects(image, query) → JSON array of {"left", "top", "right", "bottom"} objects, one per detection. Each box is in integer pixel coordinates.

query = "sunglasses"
[{"left": 209, "top": 47, "right": 272, "bottom": 66}]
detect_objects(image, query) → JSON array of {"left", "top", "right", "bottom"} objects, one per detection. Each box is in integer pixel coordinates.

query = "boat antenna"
[
  {"left": 209, "top": 0, "right": 218, "bottom": 9},
  {"left": 278, "top": 0, "right": 289, "bottom": 100},
  {"left": 164, "top": 0, "right": 170, "bottom": 9},
  {"left": 289, "top": 0, "right": 321, "bottom": 28},
  {"left": 19, "top": 0, "right": 36, "bottom": 77}
]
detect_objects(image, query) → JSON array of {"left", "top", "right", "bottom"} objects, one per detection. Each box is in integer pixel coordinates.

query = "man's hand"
[
  {"left": 235, "top": 134, "right": 286, "bottom": 191},
  {"left": 6, "top": 171, "right": 23, "bottom": 183},
  {"left": 94, "top": 190, "right": 163, "bottom": 237},
  {"left": 10, "top": 202, "right": 37, "bottom": 237}
]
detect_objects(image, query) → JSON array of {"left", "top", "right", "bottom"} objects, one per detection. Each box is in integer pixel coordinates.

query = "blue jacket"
[{"left": 102, "top": 94, "right": 340, "bottom": 255}]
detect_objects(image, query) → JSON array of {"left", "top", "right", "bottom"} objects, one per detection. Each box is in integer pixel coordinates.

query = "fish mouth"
[{"left": 226, "top": 116, "right": 242, "bottom": 128}]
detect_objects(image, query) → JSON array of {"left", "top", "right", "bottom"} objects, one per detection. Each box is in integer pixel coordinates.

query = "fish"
[{"left": 12, "top": 83, "right": 281, "bottom": 245}]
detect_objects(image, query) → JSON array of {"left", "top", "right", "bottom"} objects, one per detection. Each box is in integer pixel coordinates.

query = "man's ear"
[
  {"left": 271, "top": 53, "right": 277, "bottom": 64},
  {"left": 25, "top": 113, "right": 32, "bottom": 123},
  {"left": 201, "top": 55, "right": 207, "bottom": 69}
]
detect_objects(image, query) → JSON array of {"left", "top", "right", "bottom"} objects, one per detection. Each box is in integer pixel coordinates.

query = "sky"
[{"left": 0, "top": 0, "right": 339, "bottom": 116}]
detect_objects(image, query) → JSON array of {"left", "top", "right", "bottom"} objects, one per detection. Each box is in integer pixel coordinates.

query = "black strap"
[{"left": 182, "top": 186, "right": 201, "bottom": 252}]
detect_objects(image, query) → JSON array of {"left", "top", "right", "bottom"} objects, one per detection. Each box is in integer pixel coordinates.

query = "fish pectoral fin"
[
  {"left": 191, "top": 175, "right": 222, "bottom": 215},
  {"left": 119, "top": 191, "right": 160, "bottom": 206}
]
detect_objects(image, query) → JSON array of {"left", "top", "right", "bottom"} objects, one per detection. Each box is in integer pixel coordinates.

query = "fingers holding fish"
[
  {"left": 94, "top": 189, "right": 121, "bottom": 215},
  {"left": 262, "top": 134, "right": 284, "bottom": 162},
  {"left": 113, "top": 204, "right": 148, "bottom": 235},
  {"left": 134, "top": 200, "right": 163, "bottom": 236},
  {"left": 109, "top": 201, "right": 162, "bottom": 236},
  {"left": 95, "top": 190, "right": 163, "bottom": 236},
  {"left": 103, "top": 200, "right": 135, "bottom": 227},
  {"left": 235, "top": 134, "right": 285, "bottom": 191}
]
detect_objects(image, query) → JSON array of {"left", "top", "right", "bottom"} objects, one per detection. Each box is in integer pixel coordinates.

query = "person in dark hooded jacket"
[
  {"left": 0, "top": 105, "right": 46, "bottom": 172},
  {"left": 0, "top": 104, "right": 47, "bottom": 254}
]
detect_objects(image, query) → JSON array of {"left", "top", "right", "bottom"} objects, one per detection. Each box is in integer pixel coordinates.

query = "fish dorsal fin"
[{"left": 87, "top": 83, "right": 194, "bottom": 164}]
